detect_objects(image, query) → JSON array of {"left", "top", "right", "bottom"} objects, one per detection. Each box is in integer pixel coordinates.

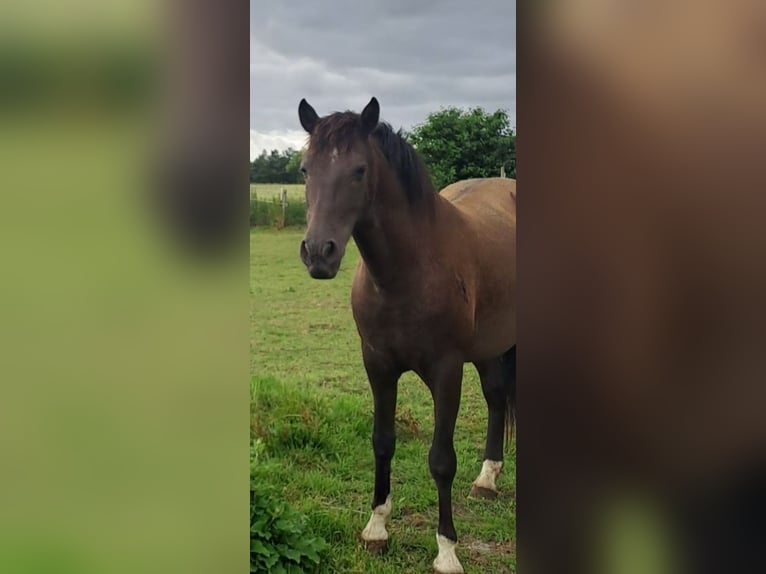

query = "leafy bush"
[
  {"left": 250, "top": 438, "right": 329, "bottom": 573},
  {"left": 250, "top": 481, "right": 329, "bottom": 573},
  {"left": 407, "top": 106, "right": 516, "bottom": 190}
]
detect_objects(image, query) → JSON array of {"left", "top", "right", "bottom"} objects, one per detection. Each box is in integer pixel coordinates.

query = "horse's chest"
[
  {"left": 355, "top": 300, "right": 423, "bottom": 343},
  {"left": 352, "top": 294, "right": 467, "bottom": 367}
]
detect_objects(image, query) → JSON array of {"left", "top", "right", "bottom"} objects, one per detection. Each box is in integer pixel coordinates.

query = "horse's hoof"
[
  {"left": 469, "top": 484, "right": 499, "bottom": 500},
  {"left": 433, "top": 534, "right": 465, "bottom": 573},
  {"left": 362, "top": 538, "right": 388, "bottom": 554}
]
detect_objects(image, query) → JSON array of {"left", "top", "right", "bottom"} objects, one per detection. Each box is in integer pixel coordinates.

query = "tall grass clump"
[
  {"left": 251, "top": 381, "right": 331, "bottom": 573},
  {"left": 250, "top": 194, "right": 307, "bottom": 228}
]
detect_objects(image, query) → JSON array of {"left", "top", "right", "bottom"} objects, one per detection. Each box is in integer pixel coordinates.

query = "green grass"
[
  {"left": 250, "top": 183, "right": 305, "bottom": 201},
  {"left": 251, "top": 228, "right": 515, "bottom": 573}
]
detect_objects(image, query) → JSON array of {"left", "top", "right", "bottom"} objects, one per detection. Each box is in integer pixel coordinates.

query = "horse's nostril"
[
  {"left": 300, "top": 239, "right": 309, "bottom": 262},
  {"left": 323, "top": 240, "right": 337, "bottom": 258}
]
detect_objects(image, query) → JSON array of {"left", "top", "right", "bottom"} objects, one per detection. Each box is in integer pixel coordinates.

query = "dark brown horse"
[{"left": 297, "top": 97, "right": 516, "bottom": 573}]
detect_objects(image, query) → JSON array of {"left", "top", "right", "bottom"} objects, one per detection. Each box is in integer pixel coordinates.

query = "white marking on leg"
[
  {"left": 433, "top": 533, "right": 464, "bottom": 574},
  {"left": 472, "top": 459, "right": 503, "bottom": 493},
  {"left": 361, "top": 495, "right": 392, "bottom": 542}
]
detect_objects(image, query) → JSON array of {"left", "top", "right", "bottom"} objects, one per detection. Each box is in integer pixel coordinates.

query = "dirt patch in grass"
[
  {"left": 464, "top": 536, "right": 516, "bottom": 572},
  {"left": 395, "top": 407, "right": 423, "bottom": 441},
  {"left": 398, "top": 506, "right": 431, "bottom": 528}
]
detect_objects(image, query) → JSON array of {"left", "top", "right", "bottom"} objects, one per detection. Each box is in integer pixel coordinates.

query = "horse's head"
[{"left": 297, "top": 97, "right": 380, "bottom": 279}]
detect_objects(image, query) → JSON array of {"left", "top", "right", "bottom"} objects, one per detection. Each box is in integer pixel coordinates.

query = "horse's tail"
[{"left": 503, "top": 345, "right": 517, "bottom": 453}]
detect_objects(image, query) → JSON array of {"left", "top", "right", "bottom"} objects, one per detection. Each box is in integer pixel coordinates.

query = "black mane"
[
  {"left": 372, "top": 121, "right": 435, "bottom": 203},
  {"left": 309, "top": 111, "right": 435, "bottom": 204}
]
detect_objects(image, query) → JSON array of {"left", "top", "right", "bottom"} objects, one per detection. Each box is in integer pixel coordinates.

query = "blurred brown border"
[
  {"left": 518, "top": 2, "right": 766, "bottom": 573},
  {"left": 153, "top": 0, "right": 250, "bottom": 256}
]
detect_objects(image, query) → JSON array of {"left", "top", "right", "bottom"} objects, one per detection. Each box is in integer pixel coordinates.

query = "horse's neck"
[{"left": 353, "top": 178, "right": 436, "bottom": 292}]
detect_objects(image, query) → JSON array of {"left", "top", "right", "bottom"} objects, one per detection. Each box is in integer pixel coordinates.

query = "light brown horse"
[{"left": 298, "top": 96, "right": 516, "bottom": 573}]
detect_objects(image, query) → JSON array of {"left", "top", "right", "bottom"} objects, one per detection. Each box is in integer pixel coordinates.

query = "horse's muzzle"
[{"left": 300, "top": 238, "right": 341, "bottom": 279}]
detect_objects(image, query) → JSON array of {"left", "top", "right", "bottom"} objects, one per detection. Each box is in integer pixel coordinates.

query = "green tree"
[
  {"left": 407, "top": 107, "right": 516, "bottom": 191},
  {"left": 284, "top": 149, "right": 303, "bottom": 182},
  {"left": 249, "top": 148, "right": 303, "bottom": 184}
]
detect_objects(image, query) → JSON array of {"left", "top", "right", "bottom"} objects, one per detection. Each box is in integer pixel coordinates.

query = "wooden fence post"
[{"left": 280, "top": 187, "right": 287, "bottom": 229}]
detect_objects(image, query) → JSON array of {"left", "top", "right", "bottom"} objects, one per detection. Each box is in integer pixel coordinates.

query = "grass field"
[
  {"left": 250, "top": 183, "right": 305, "bottom": 201},
  {"left": 251, "top": 228, "right": 516, "bottom": 573}
]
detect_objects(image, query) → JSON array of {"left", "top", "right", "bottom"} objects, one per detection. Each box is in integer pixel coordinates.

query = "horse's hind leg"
[{"left": 470, "top": 346, "right": 516, "bottom": 499}]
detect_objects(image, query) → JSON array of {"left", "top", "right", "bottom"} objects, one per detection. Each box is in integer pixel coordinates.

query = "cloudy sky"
[{"left": 250, "top": 0, "right": 516, "bottom": 159}]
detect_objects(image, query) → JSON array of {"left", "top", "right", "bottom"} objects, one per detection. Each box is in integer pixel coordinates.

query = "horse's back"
[
  {"left": 440, "top": 177, "right": 516, "bottom": 223},
  {"left": 440, "top": 177, "right": 516, "bottom": 254}
]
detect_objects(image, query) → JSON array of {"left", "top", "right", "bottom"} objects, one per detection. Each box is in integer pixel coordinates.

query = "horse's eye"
[
  {"left": 352, "top": 165, "right": 367, "bottom": 179},
  {"left": 299, "top": 166, "right": 308, "bottom": 177}
]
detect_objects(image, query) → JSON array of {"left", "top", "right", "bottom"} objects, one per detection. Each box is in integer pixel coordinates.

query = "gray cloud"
[{"left": 250, "top": 0, "right": 516, "bottom": 151}]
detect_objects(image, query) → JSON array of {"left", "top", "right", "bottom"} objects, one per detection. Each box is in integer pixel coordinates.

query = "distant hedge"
[{"left": 250, "top": 197, "right": 307, "bottom": 228}]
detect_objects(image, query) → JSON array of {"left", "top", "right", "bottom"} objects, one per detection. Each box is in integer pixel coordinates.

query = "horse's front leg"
[
  {"left": 424, "top": 355, "right": 465, "bottom": 574},
  {"left": 360, "top": 347, "right": 401, "bottom": 553}
]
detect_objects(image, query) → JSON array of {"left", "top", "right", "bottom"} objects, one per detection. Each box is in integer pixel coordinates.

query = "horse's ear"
[
  {"left": 360, "top": 97, "right": 379, "bottom": 136},
  {"left": 299, "top": 99, "right": 319, "bottom": 134}
]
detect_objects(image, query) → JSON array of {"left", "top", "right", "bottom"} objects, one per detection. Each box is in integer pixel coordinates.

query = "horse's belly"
[{"left": 467, "top": 306, "right": 516, "bottom": 361}]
